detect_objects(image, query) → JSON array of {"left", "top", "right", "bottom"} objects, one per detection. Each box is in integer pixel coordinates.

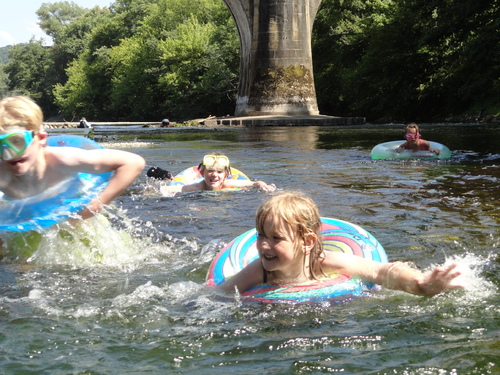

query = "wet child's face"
[
  {"left": 256, "top": 215, "right": 304, "bottom": 275},
  {"left": 0, "top": 126, "right": 39, "bottom": 175},
  {"left": 405, "top": 128, "right": 420, "bottom": 144},
  {"left": 202, "top": 166, "right": 228, "bottom": 190}
]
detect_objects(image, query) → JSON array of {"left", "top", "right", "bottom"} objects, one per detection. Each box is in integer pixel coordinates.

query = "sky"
[{"left": 0, "top": 0, "right": 113, "bottom": 48}]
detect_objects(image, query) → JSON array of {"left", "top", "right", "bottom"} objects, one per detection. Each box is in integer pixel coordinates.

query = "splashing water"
[
  {"left": 1, "top": 204, "right": 180, "bottom": 271},
  {"left": 442, "top": 252, "right": 498, "bottom": 304}
]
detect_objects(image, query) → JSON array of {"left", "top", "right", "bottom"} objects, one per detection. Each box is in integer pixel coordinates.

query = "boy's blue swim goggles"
[{"left": 0, "top": 130, "right": 35, "bottom": 161}]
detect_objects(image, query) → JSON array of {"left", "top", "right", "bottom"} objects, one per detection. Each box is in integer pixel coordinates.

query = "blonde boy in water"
[
  {"left": 0, "top": 96, "right": 146, "bottom": 221},
  {"left": 218, "top": 192, "right": 463, "bottom": 297},
  {"left": 164, "top": 153, "right": 276, "bottom": 193}
]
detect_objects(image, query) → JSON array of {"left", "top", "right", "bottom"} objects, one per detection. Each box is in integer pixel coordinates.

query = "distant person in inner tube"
[
  {"left": 164, "top": 153, "right": 276, "bottom": 194},
  {"left": 78, "top": 117, "right": 92, "bottom": 128},
  {"left": 216, "top": 192, "right": 464, "bottom": 297},
  {"left": 0, "top": 96, "right": 146, "bottom": 222},
  {"left": 396, "top": 123, "right": 440, "bottom": 155},
  {"left": 161, "top": 118, "right": 170, "bottom": 127}
]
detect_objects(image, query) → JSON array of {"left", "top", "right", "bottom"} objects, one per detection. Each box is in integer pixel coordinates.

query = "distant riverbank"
[
  {"left": 43, "top": 113, "right": 498, "bottom": 130},
  {"left": 43, "top": 114, "right": 370, "bottom": 129}
]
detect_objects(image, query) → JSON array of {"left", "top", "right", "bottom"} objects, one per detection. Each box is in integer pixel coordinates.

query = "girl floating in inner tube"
[
  {"left": 163, "top": 153, "right": 276, "bottom": 194},
  {"left": 216, "top": 192, "right": 463, "bottom": 297},
  {"left": 396, "top": 123, "right": 441, "bottom": 155}
]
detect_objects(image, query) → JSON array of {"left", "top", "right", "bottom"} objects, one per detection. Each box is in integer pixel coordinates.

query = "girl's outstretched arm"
[
  {"left": 324, "top": 253, "right": 464, "bottom": 296},
  {"left": 378, "top": 261, "right": 463, "bottom": 296}
]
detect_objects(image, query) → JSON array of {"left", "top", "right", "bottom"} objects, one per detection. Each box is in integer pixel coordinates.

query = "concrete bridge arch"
[{"left": 222, "top": 0, "right": 322, "bottom": 116}]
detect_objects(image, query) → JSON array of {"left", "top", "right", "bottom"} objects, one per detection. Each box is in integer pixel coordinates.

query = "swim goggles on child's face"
[
  {"left": 405, "top": 133, "right": 420, "bottom": 139},
  {"left": 0, "top": 130, "right": 35, "bottom": 161},
  {"left": 203, "top": 155, "right": 229, "bottom": 167}
]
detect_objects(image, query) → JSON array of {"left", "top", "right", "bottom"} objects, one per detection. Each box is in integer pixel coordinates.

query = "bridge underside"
[{"left": 224, "top": 0, "right": 323, "bottom": 117}]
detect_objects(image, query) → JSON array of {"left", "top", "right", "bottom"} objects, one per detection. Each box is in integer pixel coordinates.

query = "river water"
[{"left": 0, "top": 123, "right": 498, "bottom": 374}]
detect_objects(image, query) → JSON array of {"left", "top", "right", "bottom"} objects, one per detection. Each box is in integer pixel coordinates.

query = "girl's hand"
[
  {"left": 430, "top": 148, "right": 441, "bottom": 155},
  {"left": 416, "top": 263, "right": 464, "bottom": 296},
  {"left": 254, "top": 181, "right": 276, "bottom": 192},
  {"left": 261, "top": 183, "right": 276, "bottom": 193}
]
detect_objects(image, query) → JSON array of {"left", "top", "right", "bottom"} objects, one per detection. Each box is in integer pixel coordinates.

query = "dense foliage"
[
  {"left": 313, "top": 0, "right": 500, "bottom": 121},
  {"left": 0, "top": 0, "right": 498, "bottom": 122}
]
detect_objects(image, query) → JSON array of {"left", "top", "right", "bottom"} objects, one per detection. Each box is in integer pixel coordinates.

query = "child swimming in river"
[
  {"left": 163, "top": 153, "right": 276, "bottom": 193},
  {"left": 217, "top": 192, "right": 463, "bottom": 297},
  {"left": 0, "top": 96, "right": 146, "bottom": 221},
  {"left": 396, "top": 123, "right": 440, "bottom": 155}
]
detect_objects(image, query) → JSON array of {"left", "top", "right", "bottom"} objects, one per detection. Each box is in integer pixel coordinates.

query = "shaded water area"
[{"left": 0, "top": 123, "right": 498, "bottom": 374}]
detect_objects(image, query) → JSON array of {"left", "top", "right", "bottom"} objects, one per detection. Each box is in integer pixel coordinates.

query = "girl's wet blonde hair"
[
  {"left": 256, "top": 191, "right": 326, "bottom": 280},
  {"left": 0, "top": 96, "right": 43, "bottom": 133}
]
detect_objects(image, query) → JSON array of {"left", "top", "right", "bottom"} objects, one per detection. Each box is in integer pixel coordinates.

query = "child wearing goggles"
[
  {"left": 0, "top": 130, "right": 35, "bottom": 161},
  {"left": 164, "top": 152, "right": 276, "bottom": 193},
  {"left": 0, "top": 96, "right": 145, "bottom": 221},
  {"left": 216, "top": 192, "right": 464, "bottom": 297},
  {"left": 396, "top": 123, "right": 440, "bottom": 155}
]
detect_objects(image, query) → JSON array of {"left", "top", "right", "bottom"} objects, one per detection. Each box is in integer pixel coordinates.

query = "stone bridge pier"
[{"left": 223, "top": 0, "right": 322, "bottom": 116}]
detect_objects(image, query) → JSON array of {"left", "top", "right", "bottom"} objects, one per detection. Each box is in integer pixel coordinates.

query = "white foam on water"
[{"left": 440, "top": 252, "right": 497, "bottom": 304}]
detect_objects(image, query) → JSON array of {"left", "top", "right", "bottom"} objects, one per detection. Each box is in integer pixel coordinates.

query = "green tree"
[
  {"left": 54, "top": 7, "right": 113, "bottom": 76},
  {"left": 4, "top": 40, "right": 57, "bottom": 114},
  {"left": 55, "top": 0, "right": 239, "bottom": 120},
  {"left": 38, "top": 2, "right": 113, "bottom": 84},
  {"left": 36, "top": 1, "right": 88, "bottom": 40},
  {"left": 313, "top": 0, "right": 396, "bottom": 118},
  {"left": 313, "top": 0, "right": 500, "bottom": 121},
  {"left": 0, "top": 65, "right": 10, "bottom": 98},
  {"left": 0, "top": 46, "right": 11, "bottom": 65},
  {"left": 0, "top": 47, "right": 11, "bottom": 98},
  {"left": 3, "top": 2, "right": 113, "bottom": 116}
]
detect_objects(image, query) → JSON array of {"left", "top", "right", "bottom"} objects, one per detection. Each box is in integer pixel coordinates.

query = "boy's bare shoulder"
[{"left": 45, "top": 146, "right": 85, "bottom": 167}]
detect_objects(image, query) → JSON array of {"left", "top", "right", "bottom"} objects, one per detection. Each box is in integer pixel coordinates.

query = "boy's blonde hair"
[
  {"left": 198, "top": 152, "right": 231, "bottom": 176},
  {"left": 0, "top": 96, "right": 43, "bottom": 133},
  {"left": 256, "top": 192, "right": 326, "bottom": 280}
]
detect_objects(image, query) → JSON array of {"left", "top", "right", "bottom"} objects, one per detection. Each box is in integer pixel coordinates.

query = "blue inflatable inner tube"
[{"left": 0, "top": 135, "right": 111, "bottom": 232}]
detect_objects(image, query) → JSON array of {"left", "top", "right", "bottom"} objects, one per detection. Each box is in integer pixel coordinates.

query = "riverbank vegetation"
[{"left": 0, "top": 0, "right": 498, "bottom": 123}]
